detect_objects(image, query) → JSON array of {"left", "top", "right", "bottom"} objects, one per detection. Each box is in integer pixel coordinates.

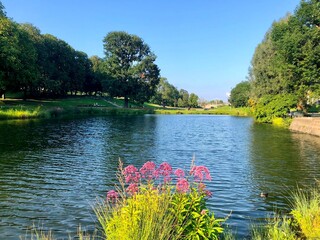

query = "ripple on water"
[{"left": 0, "top": 116, "right": 320, "bottom": 239}]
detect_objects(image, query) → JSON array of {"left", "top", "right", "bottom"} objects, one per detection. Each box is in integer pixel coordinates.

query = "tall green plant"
[
  {"left": 290, "top": 186, "right": 320, "bottom": 239},
  {"left": 253, "top": 94, "right": 297, "bottom": 123},
  {"left": 95, "top": 160, "right": 224, "bottom": 240}
]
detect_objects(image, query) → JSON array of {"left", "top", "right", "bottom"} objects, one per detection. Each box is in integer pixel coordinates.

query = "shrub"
[
  {"left": 95, "top": 160, "right": 224, "bottom": 240},
  {"left": 253, "top": 94, "right": 298, "bottom": 123}
]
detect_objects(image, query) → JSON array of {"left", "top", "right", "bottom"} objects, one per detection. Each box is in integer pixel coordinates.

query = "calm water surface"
[{"left": 1, "top": 115, "right": 320, "bottom": 239}]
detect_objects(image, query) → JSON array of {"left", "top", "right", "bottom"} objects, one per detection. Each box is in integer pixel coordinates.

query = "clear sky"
[{"left": 2, "top": 0, "right": 301, "bottom": 101}]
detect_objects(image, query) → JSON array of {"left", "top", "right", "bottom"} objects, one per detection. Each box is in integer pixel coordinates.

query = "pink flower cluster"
[
  {"left": 176, "top": 178, "right": 190, "bottom": 193},
  {"left": 123, "top": 165, "right": 140, "bottom": 183},
  {"left": 190, "top": 165, "right": 212, "bottom": 182},
  {"left": 139, "top": 161, "right": 156, "bottom": 180},
  {"left": 106, "top": 190, "right": 119, "bottom": 202},
  {"left": 126, "top": 183, "right": 139, "bottom": 195},
  {"left": 155, "top": 162, "right": 173, "bottom": 183},
  {"left": 174, "top": 168, "right": 185, "bottom": 178},
  {"left": 106, "top": 161, "right": 213, "bottom": 201}
]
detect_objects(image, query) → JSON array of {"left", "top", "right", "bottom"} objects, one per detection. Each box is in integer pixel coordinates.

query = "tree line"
[
  {"left": 229, "top": 0, "right": 320, "bottom": 122},
  {"left": 151, "top": 78, "right": 199, "bottom": 108},
  {"left": 0, "top": 1, "right": 200, "bottom": 108},
  {"left": 0, "top": 10, "right": 102, "bottom": 99}
]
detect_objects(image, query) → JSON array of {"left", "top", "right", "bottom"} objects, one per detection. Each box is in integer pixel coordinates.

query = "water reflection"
[
  {"left": 248, "top": 123, "right": 320, "bottom": 215},
  {"left": 1, "top": 116, "right": 320, "bottom": 239}
]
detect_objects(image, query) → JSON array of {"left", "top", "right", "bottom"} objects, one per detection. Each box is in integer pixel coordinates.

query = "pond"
[{"left": 0, "top": 115, "right": 320, "bottom": 239}]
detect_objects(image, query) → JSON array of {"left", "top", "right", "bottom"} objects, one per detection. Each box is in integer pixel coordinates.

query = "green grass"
[
  {"left": 0, "top": 107, "right": 41, "bottom": 120},
  {"left": 0, "top": 97, "right": 153, "bottom": 120},
  {"left": 290, "top": 186, "right": 320, "bottom": 239},
  {"left": 251, "top": 215, "right": 296, "bottom": 240},
  {"left": 155, "top": 106, "right": 251, "bottom": 116},
  {"left": 0, "top": 96, "right": 251, "bottom": 121}
]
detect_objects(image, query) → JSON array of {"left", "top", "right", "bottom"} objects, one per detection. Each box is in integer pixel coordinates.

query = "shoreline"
[
  {"left": 290, "top": 117, "right": 320, "bottom": 137},
  {"left": 0, "top": 98, "right": 251, "bottom": 121}
]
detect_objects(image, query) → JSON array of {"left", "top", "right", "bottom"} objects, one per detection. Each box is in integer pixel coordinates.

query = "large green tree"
[
  {"left": 189, "top": 93, "right": 199, "bottom": 108},
  {"left": 250, "top": 0, "right": 320, "bottom": 113},
  {"left": 0, "top": 17, "right": 19, "bottom": 97},
  {"left": 229, "top": 81, "right": 251, "bottom": 107},
  {"left": 102, "top": 31, "right": 160, "bottom": 107},
  {"left": 152, "top": 77, "right": 179, "bottom": 107},
  {"left": 0, "top": 18, "right": 38, "bottom": 99},
  {"left": 178, "top": 89, "right": 189, "bottom": 107},
  {"left": 89, "top": 55, "right": 104, "bottom": 95},
  {"left": 40, "top": 34, "right": 75, "bottom": 96}
]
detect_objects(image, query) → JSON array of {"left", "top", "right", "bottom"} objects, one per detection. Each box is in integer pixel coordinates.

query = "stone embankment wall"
[{"left": 290, "top": 117, "right": 320, "bottom": 137}]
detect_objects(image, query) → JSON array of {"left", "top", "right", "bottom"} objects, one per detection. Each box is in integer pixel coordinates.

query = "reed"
[
  {"left": 290, "top": 185, "right": 320, "bottom": 239},
  {"left": 251, "top": 215, "right": 296, "bottom": 240}
]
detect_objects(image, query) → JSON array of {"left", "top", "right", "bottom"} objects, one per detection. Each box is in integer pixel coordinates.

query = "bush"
[
  {"left": 95, "top": 160, "right": 224, "bottom": 240},
  {"left": 253, "top": 94, "right": 298, "bottom": 123}
]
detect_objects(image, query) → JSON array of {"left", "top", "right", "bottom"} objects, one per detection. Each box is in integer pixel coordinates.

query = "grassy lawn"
[
  {"left": 1, "top": 96, "right": 114, "bottom": 110},
  {"left": 0, "top": 96, "right": 251, "bottom": 120},
  {"left": 0, "top": 96, "right": 147, "bottom": 120}
]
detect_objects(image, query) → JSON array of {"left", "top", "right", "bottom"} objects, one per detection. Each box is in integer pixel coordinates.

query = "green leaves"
[
  {"left": 171, "top": 190, "right": 224, "bottom": 239},
  {"left": 229, "top": 81, "right": 251, "bottom": 107},
  {"left": 102, "top": 31, "right": 160, "bottom": 107},
  {"left": 249, "top": 0, "right": 320, "bottom": 120},
  {"left": 254, "top": 94, "right": 298, "bottom": 123}
]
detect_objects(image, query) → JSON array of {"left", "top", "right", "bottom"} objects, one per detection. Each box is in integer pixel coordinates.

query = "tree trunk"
[{"left": 124, "top": 96, "right": 129, "bottom": 108}]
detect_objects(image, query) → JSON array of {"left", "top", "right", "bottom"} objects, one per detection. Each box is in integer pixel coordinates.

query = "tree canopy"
[
  {"left": 102, "top": 31, "right": 160, "bottom": 107},
  {"left": 0, "top": 1, "right": 6, "bottom": 18},
  {"left": 248, "top": 0, "right": 320, "bottom": 121},
  {"left": 229, "top": 81, "right": 251, "bottom": 107},
  {"left": 0, "top": 1, "right": 201, "bottom": 105}
]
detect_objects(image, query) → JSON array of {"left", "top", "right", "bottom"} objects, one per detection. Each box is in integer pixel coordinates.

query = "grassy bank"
[
  {"left": 252, "top": 184, "right": 320, "bottom": 240},
  {"left": 154, "top": 106, "right": 251, "bottom": 116},
  {"left": 0, "top": 97, "right": 251, "bottom": 120},
  {"left": 0, "top": 97, "right": 154, "bottom": 120},
  {"left": 20, "top": 172, "right": 320, "bottom": 240}
]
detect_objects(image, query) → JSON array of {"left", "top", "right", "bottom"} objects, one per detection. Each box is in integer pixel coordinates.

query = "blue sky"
[{"left": 2, "top": 0, "right": 301, "bottom": 101}]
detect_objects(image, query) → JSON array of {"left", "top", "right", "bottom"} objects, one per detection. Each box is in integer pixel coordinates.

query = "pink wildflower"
[
  {"left": 204, "top": 190, "right": 212, "bottom": 197},
  {"left": 156, "top": 162, "right": 173, "bottom": 183},
  {"left": 123, "top": 165, "right": 141, "bottom": 183},
  {"left": 197, "top": 182, "right": 212, "bottom": 197},
  {"left": 176, "top": 178, "right": 190, "bottom": 193},
  {"left": 106, "top": 190, "right": 119, "bottom": 202},
  {"left": 201, "top": 209, "right": 207, "bottom": 215},
  {"left": 140, "top": 161, "right": 157, "bottom": 180},
  {"left": 126, "top": 183, "right": 139, "bottom": 195},
  {"left": 174, "top": 168, "right": 185, "bottom": 179},
  {"left": 190, "top": 165, "right": 212, "bottom": 182}
]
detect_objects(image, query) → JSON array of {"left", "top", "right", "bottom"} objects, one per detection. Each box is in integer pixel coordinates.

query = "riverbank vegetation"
[
  {"left": 0, "top": 96, "right": 250, "bottom": 120},
  {"left": 252, "top": 184, "right": 320, "bottom": 240},
  {"left": 20, "top": 161, "right": 320, "bottom": 240},
  {"left": 229, "top": 0, "right": 320, "bottom": 124}
]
